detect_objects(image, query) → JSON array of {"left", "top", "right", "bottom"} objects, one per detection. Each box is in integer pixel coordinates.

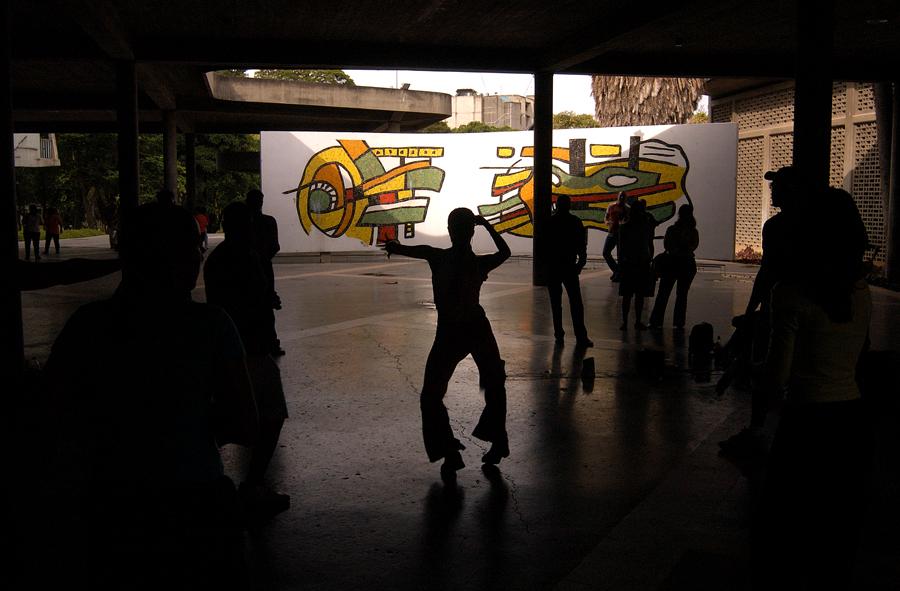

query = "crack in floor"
[{"left": 501, "top": 470, "right": 531, "bottom": 534}]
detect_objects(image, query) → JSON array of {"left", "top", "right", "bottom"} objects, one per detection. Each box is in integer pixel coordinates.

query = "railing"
[{"left": 39, "top": 136, "right": 53, "bottom": 159}]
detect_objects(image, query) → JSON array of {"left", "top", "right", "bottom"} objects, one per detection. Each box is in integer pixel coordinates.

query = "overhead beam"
[{"left": 65, "top": 0, "right": 134, "bottom": 60}]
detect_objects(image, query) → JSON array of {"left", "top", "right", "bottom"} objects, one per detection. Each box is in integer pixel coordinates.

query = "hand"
[
  {"left": 383, "top": 240, "right": 399, "bottom": 255},
  {"left": 474, "top": 215, "right": 489, "bottom": 227}
]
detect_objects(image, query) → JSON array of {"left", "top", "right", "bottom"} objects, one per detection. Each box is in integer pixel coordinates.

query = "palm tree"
[{"left": 591, "top": 76, "right": 705, "bottom": 127}]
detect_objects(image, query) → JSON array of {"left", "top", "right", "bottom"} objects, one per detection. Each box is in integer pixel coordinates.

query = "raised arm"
[
  {"left": 384, "top": 240, "right": 434, "bottom": 260},
  {"left": 476, "top": 215, "right": 511, "bottom": 269}
]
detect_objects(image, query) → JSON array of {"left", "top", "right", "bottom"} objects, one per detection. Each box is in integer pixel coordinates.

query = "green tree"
[
  {"left": 254, "top": 69, "right": 355, "bottom": 85},
  {"left": 552, "top": 111, "right": 598, "bottom": 129},
  {"left": 452, "top": 121, "right": 515, "bottom": 133},
  {"left": 192, "top": 133, "right": 261, "bottom": 229},
  {"left": 689, "top": 111, "right": 710, "bottom": 124},
  {"left": 216, "top": 69, "right": 249, "bottom": 78},
  {"left": 421, "top": 121, "right": 451, "bottom": 133}
]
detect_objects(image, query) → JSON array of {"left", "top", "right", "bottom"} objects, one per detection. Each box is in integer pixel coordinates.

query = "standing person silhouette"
[
  {"left": 21, "top": 204, "right": 42, "bottom": 261},
  {"left": 617, "top": 199, "right": 655, "bottom": 329},
  {"left": 547, "top": 195, "right": 593, "bottom": 348},
  {"left": 246, "top": 189, "right": 284, "bottom": 356},
  {"left": 603, "top": 192, "right": 628, "bottom": 281},
  {"left": 649, "top": 204, "right": 700, "bottom": 329},
  {"left": 205, "top": 201, "right": 290, "bottom": 520},
  {"left": 385, "top": 208, "right": 511, "bottom": 477},
  {"left": 43, "top": 207, "right": 63, "bottom": 256},
  {"left": 753, "top": 188, "right": 871, "bottom": 589},
  {"left": 720, "top": 166, "right": 801, "bottom": 457},
  {"left": 41, "top": 202, "right": 257, "bottom": 587}
]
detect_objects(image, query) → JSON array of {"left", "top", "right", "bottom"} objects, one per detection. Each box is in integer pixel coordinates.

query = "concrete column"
[
  {"left": 791, "top": 0, "right": 833, "bottom": 193},
  {"left": 886, "top": 82, "right": 900, "bottom": 285},
  {"left": 162, "top": 110, "right": 178, "bottom": 196},
  {"left": 532, "top": 72, "right": 553, "bottom": 286},
  {"left": 0, "top": 1, "right": 23, "bottom": 384},
  {"left": 116, "top": 61, "right": 140, "bottom": 213},
  {"left": 185, "top": 133, "right": 196, "bottom": 208}
]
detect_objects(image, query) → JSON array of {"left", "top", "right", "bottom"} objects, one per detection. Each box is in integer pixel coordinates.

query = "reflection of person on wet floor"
[
  {"left": 719, "top": 166, "right": 801, "bottom": 457},
  {"left": 246, "top": 189, "right": 284, "bottom": 356},
  {"left": 384, "top": 208, "right": 511, "bottom": 476},
  {"left": 548, "top": 195, "right": 593, "bottom": 348},
  {"left": 753, "top": 188, "right": 871, "bottom": 590},
  {"left": 603, "top": 192, "right": 628, "bottom": 281},
  {"left": 41, "top": 202, "right": 258, "bottom": 587},
  {"left": 617, "top": 199, "right": 655, "bottom": 330},
  {"left": 204, "top": 201, "right": 290, "bottom": 518},
  {"left": 649, "top": 204, "right": 699, "bottom": 329}
]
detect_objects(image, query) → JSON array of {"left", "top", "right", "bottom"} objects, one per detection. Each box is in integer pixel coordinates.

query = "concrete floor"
[{"left": 18, "top": 236, "right": 900, "bottom": 590}]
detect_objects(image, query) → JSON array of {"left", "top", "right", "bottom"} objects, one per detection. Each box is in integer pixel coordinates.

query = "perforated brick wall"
[
  {"left": 735, "top": 137, "right": 764, "bottom": 253},
  {"left": 830, "top": 126, "right": 846, "bottom": 188},
  {"left": 852, "top": 120, "right": 884, "bottom": 256},
  {"left": 735, "top": 87, "right": 794, "bottom": 129},
  {"left": 711, "top": 102, "right": 732, "bottom": 123},
  {"left": 717, "top": 81, "right": 884, "bottom": 260},
  {"left": 832, "top": 82, "right": 847, "bottom": 117},
  {"left": 856, "top": 83, "right": 875, "bottom": 113}
]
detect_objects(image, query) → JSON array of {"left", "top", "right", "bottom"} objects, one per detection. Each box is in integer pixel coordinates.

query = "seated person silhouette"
[
  {"left": 385, "top": 208, "right": 511, "bottom": 477},
  {"left": 42, "top": 203, "right": 258, "bottom": 587},
  {"left": 204, "top": 201, "right": 290, "bottom": 519}
]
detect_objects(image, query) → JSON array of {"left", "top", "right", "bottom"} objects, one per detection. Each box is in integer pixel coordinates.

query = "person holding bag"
[{"left": 649, "top": 204, "right": 700, "bottom": 329}]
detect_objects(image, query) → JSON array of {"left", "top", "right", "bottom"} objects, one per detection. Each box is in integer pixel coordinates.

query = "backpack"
[{"left": 689, "top": 322, "right": 714, "bottom": 358}]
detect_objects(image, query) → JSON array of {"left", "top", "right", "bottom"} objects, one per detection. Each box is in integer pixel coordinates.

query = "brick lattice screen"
[
  {"left": 856, "top": 83, "right": 875, "bottom": 113},
  {"left": 735, "top": 87, "right": 794, "bottom": 129},
  {"left": 852, "top": 120, "right": 884, "bottom": 256},
  {"left": 830, "top": 126, "right": 846, "bottom": 188},
  {"left": 715, "top": 81, "right": 883, "bottom": 260},
  {"left": 735, "top": 137, "right": 764, "bottom": 253}
]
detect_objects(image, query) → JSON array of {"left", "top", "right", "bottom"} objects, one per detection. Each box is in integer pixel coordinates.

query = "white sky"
[{"left": 345, "top": 70, "right": 597, "bottom": 115}]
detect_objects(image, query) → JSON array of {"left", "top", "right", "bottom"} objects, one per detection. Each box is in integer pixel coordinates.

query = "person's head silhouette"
[
  {"left": 155, "top": 188, "right": 176, "bottom": 206},
  {"left": 555, "top": 194, "right": 571, "bottom": 214},
  {"left": 447, "top": 207, "right": 475, "bottom": 247},
  {"left": 764, "top": 166, "right": 800, "bottom": 210},
  {"left": 222, "top": 201, "right": 252, "bottom": 246},
  {"left": 617, "top": 192, "right": 627, "bottom": 205},
  {"left": 678, "top": 203, "right": 695, "bottom": 225},
  {"left": 119, "top": 203, "right": 203, "bottom": 300},
  {"left": 246, "top": 189, "right": 264, "bottom": 213},
  {"left": 630, "top": 199, "right": 646, "bottom": 217}
]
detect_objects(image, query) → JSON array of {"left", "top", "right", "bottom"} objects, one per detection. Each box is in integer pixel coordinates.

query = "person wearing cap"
[
  {"left": 385, "top": 208, "right": 511, "bottom": 478},
  {"left": 719, "top": 165, "right": 802, "bottom": 458}
]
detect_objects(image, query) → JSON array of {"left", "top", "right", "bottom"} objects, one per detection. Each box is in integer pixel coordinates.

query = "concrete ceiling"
[{"left": 9, "top": 0, "right": 900, "bottom": 131}]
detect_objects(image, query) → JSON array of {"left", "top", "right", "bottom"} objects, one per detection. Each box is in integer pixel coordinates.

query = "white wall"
[{"left": 261, "top": 124, "right": 737, "bottom": 260}]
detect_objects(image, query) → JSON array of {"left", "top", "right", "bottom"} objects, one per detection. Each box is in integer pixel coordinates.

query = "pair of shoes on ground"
[
  {"left": 441, "top": 439, "right": 509, "bottom": 476},
  {"left": 239, "top": 482, "right": 290, "bottom": 524}
]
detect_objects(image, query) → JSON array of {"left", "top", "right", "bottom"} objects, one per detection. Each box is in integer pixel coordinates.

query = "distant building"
[
  {"left": 447, "top": 89, "right": 535, "bottom": 130},
  {"left": 707, "top": 80, "right": 883, "bottom": 260},
  {"left": 14, "top": 133, "right": 60, "bottom": 167}
]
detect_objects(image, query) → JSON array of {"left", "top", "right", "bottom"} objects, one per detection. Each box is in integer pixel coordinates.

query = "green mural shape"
[
  {"left": 553, "top": 164, "right": 660, "bottom": 192},
  {"left": 405, "top": 168, "right": 445, "bottom": 192}
]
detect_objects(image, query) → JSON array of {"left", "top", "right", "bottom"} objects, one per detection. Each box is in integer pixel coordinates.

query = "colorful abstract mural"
[
  {"left": 477, "top": 137, "right": 691, "bottom": 237},
  {"left": 288, "top": 139, "right": 446, "bottom": 245}
]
